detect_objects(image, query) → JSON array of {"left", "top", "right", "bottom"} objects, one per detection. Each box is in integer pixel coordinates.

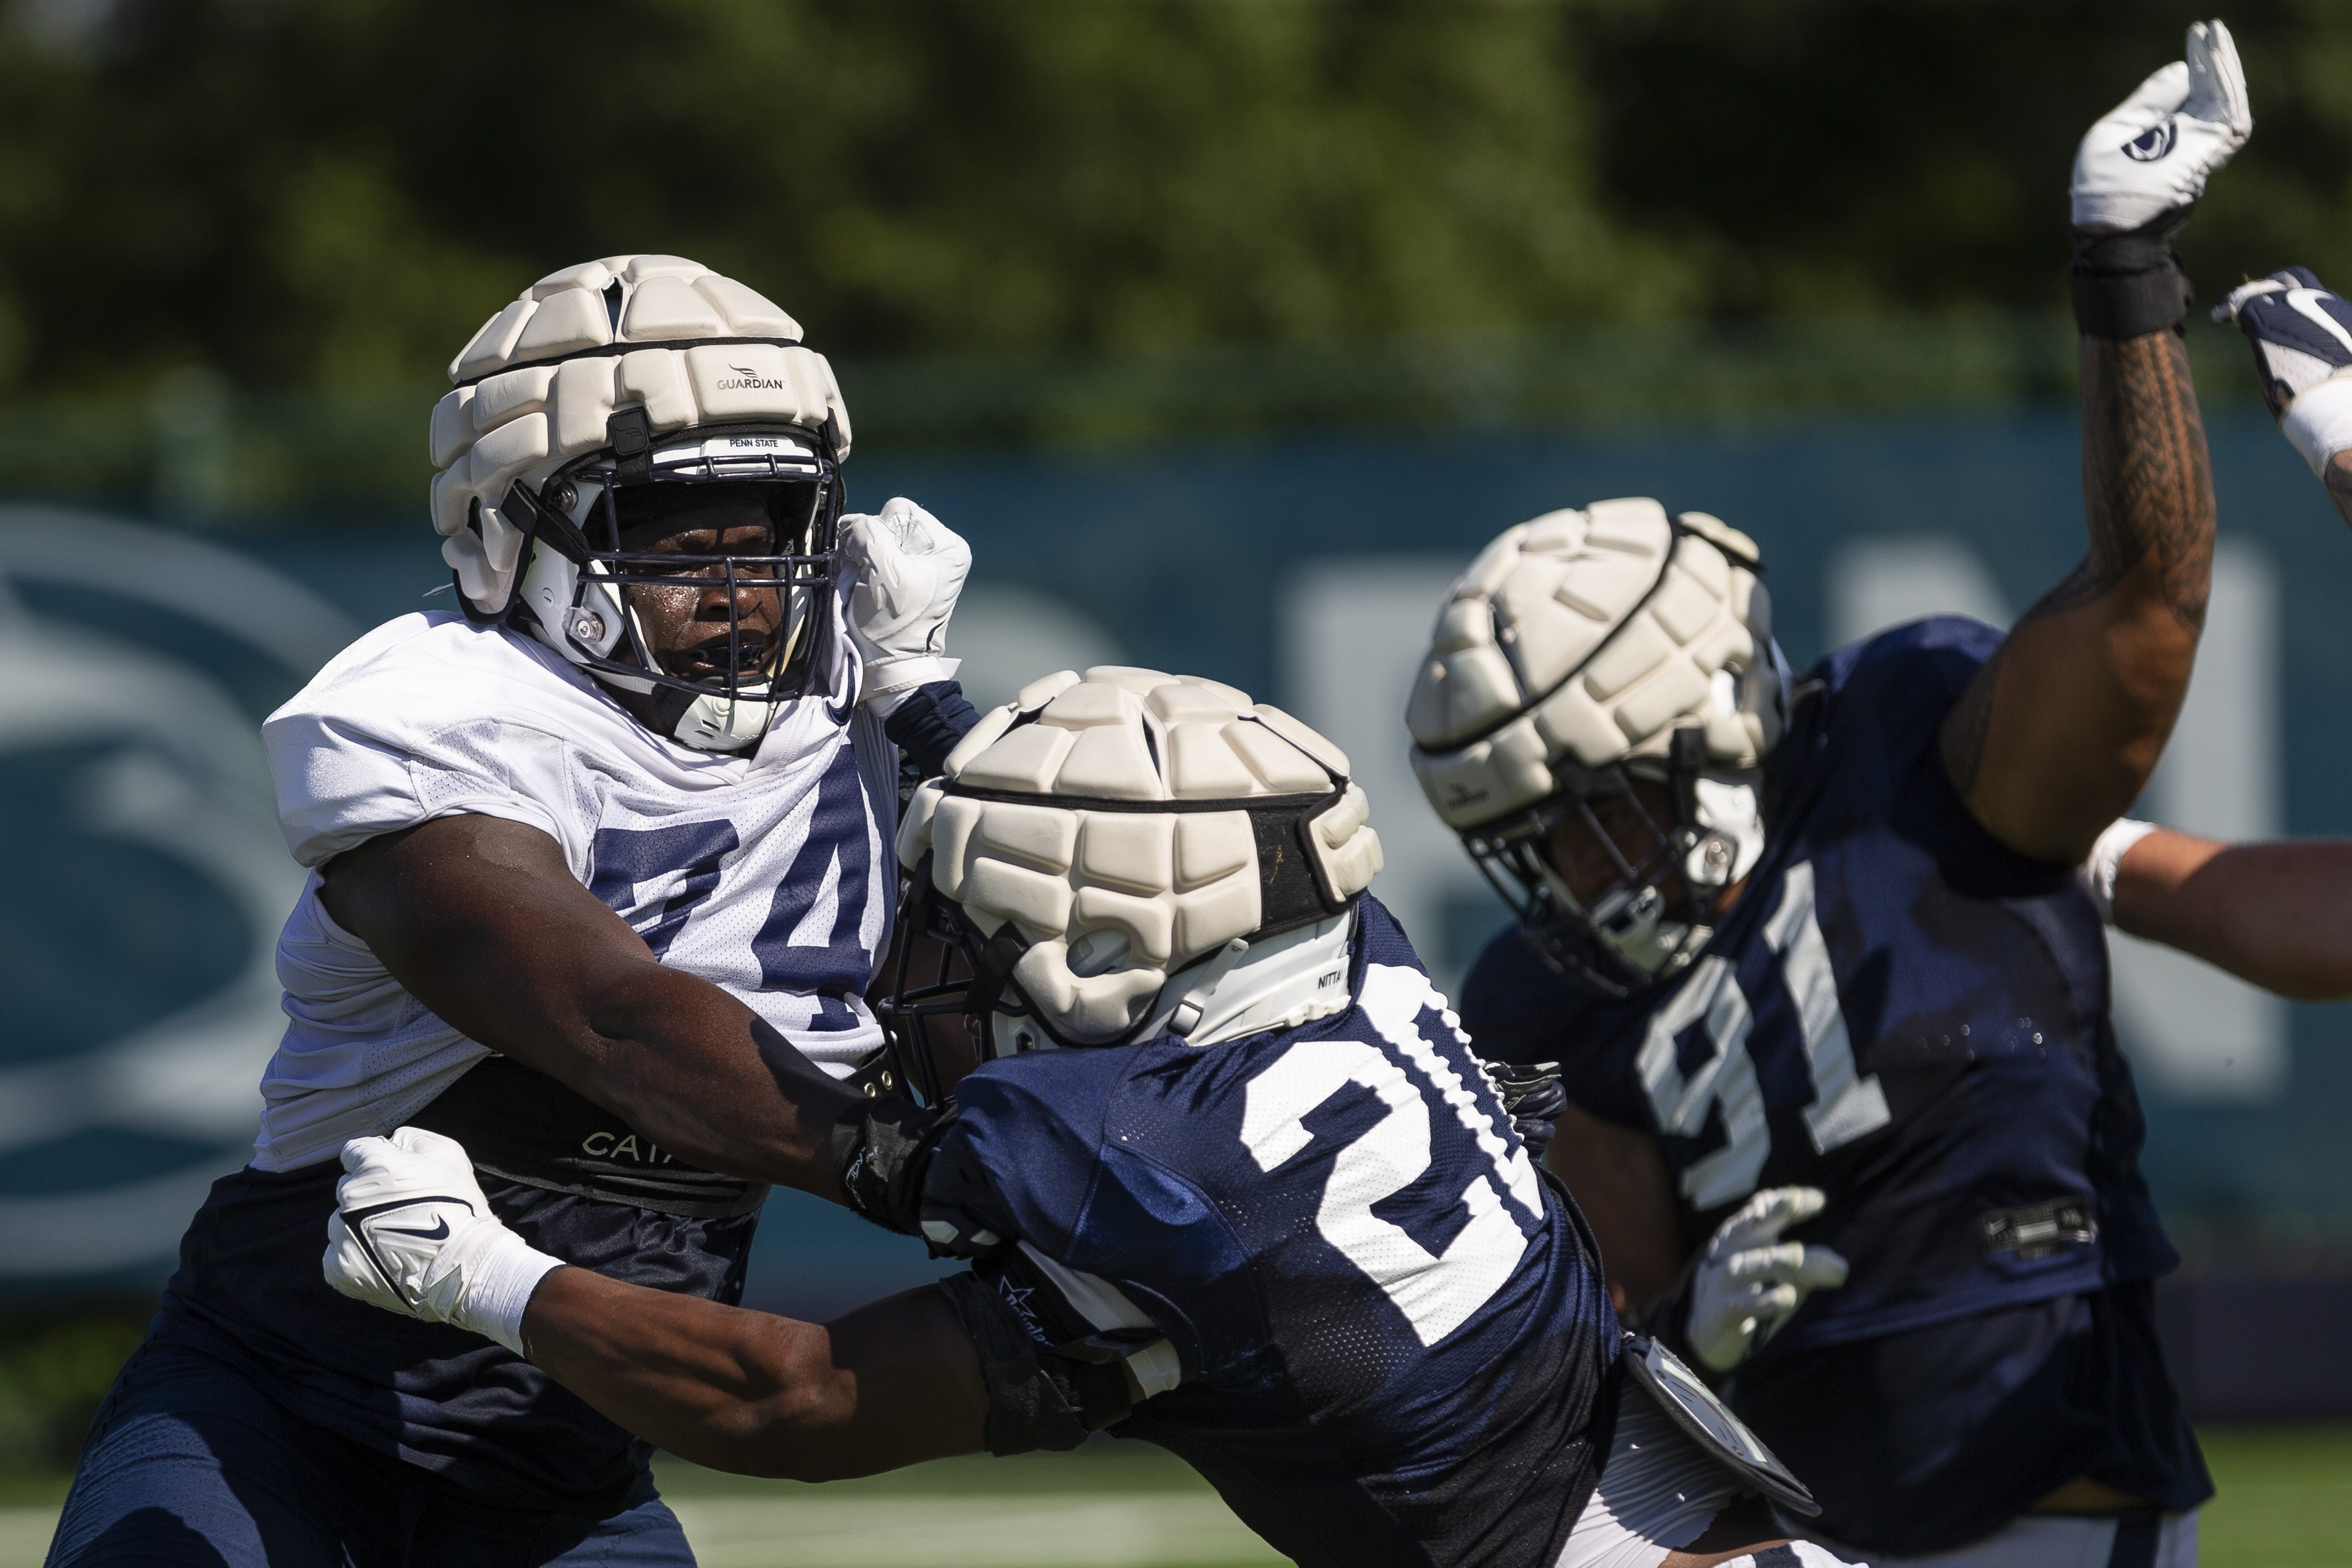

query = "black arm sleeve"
[
  {"left": 2069, "top": 206, "right": 2194, "bottom": 340},
  {"left": 883, "top": 681, "right": 983, "bottom": 780},
  {"left": 935, "top": 1269, "right": 1135, "bottom": 1456}
]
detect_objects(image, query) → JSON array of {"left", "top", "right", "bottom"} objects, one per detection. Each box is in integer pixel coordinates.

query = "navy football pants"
[{"left": 46, "top": 1341, "right": 696, "bottom": 1568}]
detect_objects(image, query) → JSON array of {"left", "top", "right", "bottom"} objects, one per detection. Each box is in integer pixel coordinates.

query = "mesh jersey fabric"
[
  {"left": 254, "top": 609, "right": 898, "bottom": 1171},
  {"left": 943, "top": 896, "right": 1621, "bottom": 1568},
  {"left": 1458, "top": 616, "right": 2200, "bottom": 1549},
  {"left": 152, "top": 1158, "right": 754, "bottom": 1516},
  {"left": 144, "top": 601, "right": 902, "bottom": 1512}
]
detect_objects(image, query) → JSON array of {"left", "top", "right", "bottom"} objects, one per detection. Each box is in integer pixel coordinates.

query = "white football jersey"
[{"left": 252, "top": 610, "right": 897, "bottom": 1172}]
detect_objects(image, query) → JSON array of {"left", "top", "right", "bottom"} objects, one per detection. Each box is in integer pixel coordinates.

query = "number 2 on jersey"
[{"left": 1240, "top": 966, "right": 1542, "bottom": 1347}]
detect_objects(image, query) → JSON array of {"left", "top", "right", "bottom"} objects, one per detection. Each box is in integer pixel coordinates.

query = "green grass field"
[{"left": 3, "top": 1426, "right": 2344, "bottom": 1566}]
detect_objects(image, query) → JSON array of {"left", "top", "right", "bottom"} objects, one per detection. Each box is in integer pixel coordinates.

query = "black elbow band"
[
  {"left": 937, "top": 1272, "right": 1134, "bottom": 1456},
  {"left": 831, "top": 1099, "right": 949, "bottom": 1237},
  {"left": 2069, "top": 207, "right": 2195, "bottom": 341}
]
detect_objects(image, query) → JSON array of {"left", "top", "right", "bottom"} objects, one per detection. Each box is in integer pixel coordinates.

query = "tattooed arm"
[
  {"left": 2326, "top": 452, "right": 2352, "bottom": 529},
  {"left": 1937, "top": 331, "right": 2214, "bottom": 864}
]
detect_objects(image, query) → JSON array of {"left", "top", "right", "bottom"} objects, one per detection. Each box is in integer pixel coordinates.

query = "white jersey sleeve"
[
  {"left": 252, "top": 610, "right": 897, "bottom": 1170},
  {"left": 265, "top": 613, "right": 585, "bottom": 869}
]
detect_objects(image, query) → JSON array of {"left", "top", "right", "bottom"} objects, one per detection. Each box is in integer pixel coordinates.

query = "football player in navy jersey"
[
  {"left": 47, "top": 257, "right": 985, "bottom": 1568},
  {"left": 1410, "top": 26, "right": 2249, "bottom": 1568},
  {"left": 314, "top": 670, "right": 1858, "bottom": 1568}
]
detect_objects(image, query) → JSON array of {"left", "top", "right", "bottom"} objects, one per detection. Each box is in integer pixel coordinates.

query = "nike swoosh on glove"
[
  {"left": 841, "top": 496, "right": 972, "bottom": 710},
  {"left": 2071, "top": 19, "right": 2251, "bottom": 232},
  {"left": 323, "top": 1126, "right": 564, "bottom": 1357},
  {"left": 2215, "top": 268, "right": 2352, "bottom": 474},
  {"left": 1687, "top": 1186, "right": 1850, "bottom": 1373}
]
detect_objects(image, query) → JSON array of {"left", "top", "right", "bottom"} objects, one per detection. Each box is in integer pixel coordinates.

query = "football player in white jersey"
[
  {"left": 48, "top": 257, "right": 985, "bottom": 1567},
  {"left": 2073, "top": 264, "right": 2352, "bottom": 1005},
  {"left": 312, "top": 671, "right": 1859, "bottom": 1568}
]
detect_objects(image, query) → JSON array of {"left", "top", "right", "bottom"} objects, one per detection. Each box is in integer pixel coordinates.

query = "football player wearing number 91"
[
  {"left": 317, "top": 670, "right": 1864, "bottom": 1568},
  {"left": 47, "top": 256, "right": 990, "bottom": 1567},
  {"left": 1412, "top": 24, "right": 2248, "bottom": 1568}
]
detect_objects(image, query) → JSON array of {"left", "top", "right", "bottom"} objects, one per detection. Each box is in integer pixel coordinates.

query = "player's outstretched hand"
[
  {"left": 2071, "top": 20, "right": 2250, "bottom": 233},
  {"left": 1687, "top": 1186, "right": 1850, "bottom": 1374},
  {"left": 2214, "top": 269, "right": 2352, "bottom": 477},
  {"left": 841, "top": 496, "right": 972, "bottom": 708},
  {"left": 323, "top": 1126, "right": 563, "bottom": 1357}
]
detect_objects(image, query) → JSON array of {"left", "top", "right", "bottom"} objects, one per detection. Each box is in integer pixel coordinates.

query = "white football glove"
[
  {"left": 2214, "top": 268, "right": 2352, "bottom": 475},
  {"left": 841, "top": 496, "right": 972, "bottom": 710},
  {"left": 2071, "top": 20, "right": 2251, "bottom": 232},
  {"left": 1687, "top": 1186, "right": 1850, "bottom": 1374},
  {"left": 323, "top": 1126, "right": 564, "bottom": 1357}
]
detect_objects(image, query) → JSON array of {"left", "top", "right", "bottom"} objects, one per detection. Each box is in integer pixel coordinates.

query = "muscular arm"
[
  {"left": 2113, "top": 827, "right": 2352, "bottom": 1001},
  {"left": 1547, "top": 1101, "right": 1684, "bottom": 1313},
  {"left": 523, "top": 1273, "right": 985, "bottom": 1480},
  {"left": 2326, "top": 450, "right": 2352, "bottom": 529},
  {"left": 1940, "top": 332, "right": 2214, "bottom": 864},
  {"left": 319, "top": 813, "right": 863, "bottom": 1199}
]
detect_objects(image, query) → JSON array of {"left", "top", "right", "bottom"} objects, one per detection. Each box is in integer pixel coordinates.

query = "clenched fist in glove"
[
  {"left": 2215, "top": 269, "right": 2352, "bottom": 481},
  {"left": 2067, "top": 21, "right": 2252, "bottom": 341},
  {"left": 323, "top": 1127, "right": 565, "bottom": 1357},
  {"left": 841, "top": 497, "right": 971, "bottom": 712},
  {"left": 1686, "top": 1186, "right": 1850, "bottom": 1374}
]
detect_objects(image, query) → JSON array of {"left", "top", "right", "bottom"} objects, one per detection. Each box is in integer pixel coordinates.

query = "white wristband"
[
  {"left": 860, "top": 655, "right": 961, "bottom": 712},
  {"left": 2282, "top": 375, "right": 2352, "bottom": 476},
  {"left": 2081, "top": 817, "right": 2160, "bottom": 926},
  {"left": 451, "top": 1228, "right": 566, "bottom": 1359}
]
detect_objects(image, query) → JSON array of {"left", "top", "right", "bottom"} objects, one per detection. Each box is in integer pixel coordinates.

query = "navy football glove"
[
  {"left": 2215, "top": 268, "right": 2352, "bottom": 474},
  {"left": 1484, "top": 1059, "right": 1567, "bottom": 1155}
]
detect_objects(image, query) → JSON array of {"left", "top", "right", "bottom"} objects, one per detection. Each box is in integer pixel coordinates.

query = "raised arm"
[
  {"left": 1939, "top": 24, "right": 2249, "bottom": 866},
  {"left": 319, "top": 814, "right": 869, "bottom": 1203},
  {"left": 1939, "top": 335, "right": 2212, "bottom": 863},
  {"left": 2091, "top": 821, "right": 2352, "bottom": 1001}
]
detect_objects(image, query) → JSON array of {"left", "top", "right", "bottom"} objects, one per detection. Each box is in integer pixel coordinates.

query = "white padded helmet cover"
[
  {"left": 896, "top": 667, "right": 1384, "bottom": 1044},
  {"left": 429, "top": 254, "right": 852, "bottom": 614},
  {"left": 1406, "top": 498, "right": 1782, "bottom": 831}
]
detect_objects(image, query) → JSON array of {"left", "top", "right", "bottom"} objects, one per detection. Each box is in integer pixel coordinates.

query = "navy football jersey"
[
  {"left": 1460, "top": 616, "right": 2206, "bottom": 1548},
  {"left": 944, "top": 897, "right": 1621, "bottom": 1568}
]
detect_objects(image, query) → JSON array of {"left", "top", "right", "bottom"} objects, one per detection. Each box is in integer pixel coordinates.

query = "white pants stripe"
[
  {"left": 1799, "top": 1509, "right": 2197, "bottom": 1568},
  {"left": 1556, "top": 1383, "right": 1863, "bottom": 1568}
]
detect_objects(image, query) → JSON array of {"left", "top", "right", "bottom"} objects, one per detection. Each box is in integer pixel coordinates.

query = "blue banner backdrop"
[{"left": 2, "top": 408, "right": 2345, "bottom": 1315}]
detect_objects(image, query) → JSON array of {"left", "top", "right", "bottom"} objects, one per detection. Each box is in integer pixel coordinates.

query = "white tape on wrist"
[
  {"left": 2282, "top": 375, "right": 2352, "bottom": 475},
  {"left": 456, "top": 1230, "right": 566, "bottom": 1358},
  {"left": 860, "top": 654, "right": 960, "bottom": 710},
  {"left": 2082, "top": 817, "right": 2160, "bottom": 926}
]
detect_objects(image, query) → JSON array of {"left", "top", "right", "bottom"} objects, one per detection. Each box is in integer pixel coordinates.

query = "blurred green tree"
[
  {"left": 0, "top": 1, "right": 2344, "bottom": 446},
  {"left": 0, "top": 0, "right": 1695, "bottom": 397}
]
